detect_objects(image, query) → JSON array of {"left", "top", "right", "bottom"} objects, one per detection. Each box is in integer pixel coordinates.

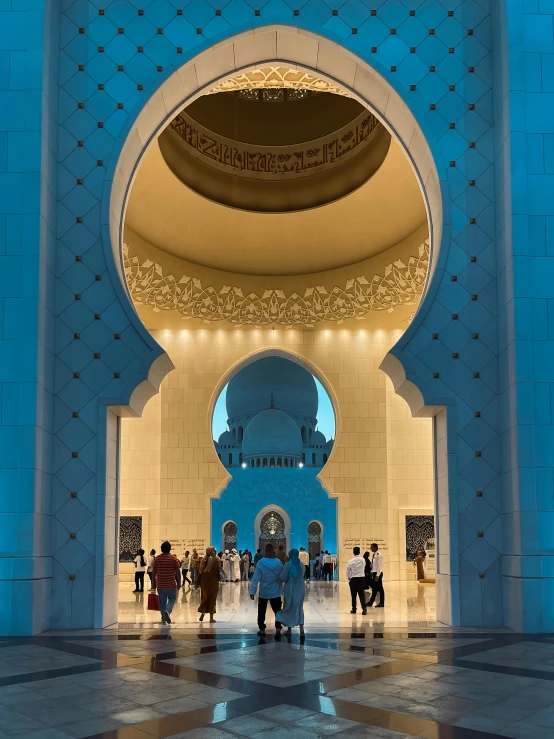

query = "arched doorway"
[
  {"left": 223, "top": 521, "right": 237, "bottom": 553},
  {"left": 308, "top": 521, "right": 323, "bottom": 562},
  {"left": 102, "top": 27, "right": 483, "bottom": 633},
  {"left": 258, "top": 510, "right": 286, "bottom": 553}
]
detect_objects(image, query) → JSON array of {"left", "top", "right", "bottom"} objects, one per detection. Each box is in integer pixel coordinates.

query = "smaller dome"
[
  {"left": 218, "top": 430, "right": 234, "bottom": 445},
  {"left": 311, "top": 430, "right": 326, "bottom": 446},
  {"left": 326, "top": 438, "right": 334, "bottom": 449},
  {"left": 242, "top": 408, "right": 302, "bottom": 459}
]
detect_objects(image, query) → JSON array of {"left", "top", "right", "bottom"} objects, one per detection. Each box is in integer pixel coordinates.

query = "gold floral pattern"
[
  {"left": 123, "top": 241, "right": 429, "bottom": 327},
  {"left": 207, "top": 66, "right": 350, "bottom": 97}
]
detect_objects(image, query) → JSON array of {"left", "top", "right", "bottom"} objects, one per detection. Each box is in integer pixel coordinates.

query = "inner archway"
[
  {"left": 259, "top": 510, "right": 287, "bottom": 553},
  {"left": 113, "top": 28, "right": 444, "bottom": 627}
]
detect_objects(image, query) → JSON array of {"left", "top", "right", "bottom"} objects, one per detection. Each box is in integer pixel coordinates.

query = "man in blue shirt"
[{"left": 249, "top": 543, "right": 284, "bottom": 636}]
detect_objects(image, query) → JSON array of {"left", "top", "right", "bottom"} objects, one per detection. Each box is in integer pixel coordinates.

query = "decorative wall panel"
[
  {"left": 119, "top": 516, "right": 143, "bottom": 563},
  {"left": 405, "top": 515, "right": 434, "bottom": 563}
]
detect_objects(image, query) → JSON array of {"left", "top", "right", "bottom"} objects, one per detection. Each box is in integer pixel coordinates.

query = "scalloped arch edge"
[{"left": 379, "top": 351, "right": 449, "bottom": 418}]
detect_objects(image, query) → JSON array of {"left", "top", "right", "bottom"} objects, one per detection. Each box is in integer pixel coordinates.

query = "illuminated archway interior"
[{"left": 118, "top": 65, "right": 436, "bottom": 623}]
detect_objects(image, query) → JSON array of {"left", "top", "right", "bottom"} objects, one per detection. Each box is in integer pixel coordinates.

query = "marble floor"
[
  {"left": 3, "top": 626, "right": 554, "bottom": 739},
  {"left": 117, "top": 580, "right": 438, "bottom": 630}
]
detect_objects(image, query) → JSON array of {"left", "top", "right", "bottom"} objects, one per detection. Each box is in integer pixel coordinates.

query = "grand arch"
[{"left": 50, "top": 20, "right": 500, "bottom": 632}]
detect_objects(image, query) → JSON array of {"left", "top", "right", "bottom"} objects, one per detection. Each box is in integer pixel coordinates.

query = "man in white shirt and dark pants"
[
  {"left": 299, "top": 547, "right": 310, "bottom": 580},
  {"left": 346, "top": 547, "right": 367, "bottom": 615},
  {"left": 367, "top": 542, "right": 385, "bottom": 607}
]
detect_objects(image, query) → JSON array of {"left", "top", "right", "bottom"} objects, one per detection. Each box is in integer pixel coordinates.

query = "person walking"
[
  {"left": 253, "top": 548, "right": 263, "bottom": 567},
  {"left": 133, "top": 549, "right": 146, "bottom": 592},
  {"left": 239, "top": 550, "right": 245, "bottom": 581},
  {"left": 322, "top": 551, "right": 332, "bottom": 581},
  {"left": 190, "top": 548, "right": 199, "bottom": 583},
  {"left": 147, "top": 549, "right": 156, "bottom": 590},
  {"left": 241, "top": 550, "right": 249, "bottom": 581},
  {"left": 249, "top": 544, "right": 284, "bottom": 636},
  {"left": 222, "top": 550, "right": 231, "bottom": 581},
  {"left": 180, "top": 551, "right": 192, "bottom": 585},
  {"left": 230, "top": 549, "right": 240, "bottom": 582},
  {"left": 195, "top": 546, "right": 221, "bottom": 623},
  {"left": 367, "top": 543, "right": 385, "bottom": 608},
  {"left": 299, "top": 546, "right": 310, "bottom": 581},
  {"left": 314, "top": 553, "right": 321, "bottom": 579},
  {"left": 276, "top": 545, "right": 286, "bottom": 564},
  {"left": 153, "top": 541, "right": 181, "bottom": 624},
  {"left": 346, "top": 547, "right": 367, "bottom": 615},
  {"left": 363, "top": 551, "right": 371, "bottom": 591},
  {"left": 275, "top": 549, "right": 306, "bottom": 637}
]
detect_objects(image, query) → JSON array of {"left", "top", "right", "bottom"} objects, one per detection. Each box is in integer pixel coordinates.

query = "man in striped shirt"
[{"left": 153, "top": 541, "right": 182, "bottom": 624}]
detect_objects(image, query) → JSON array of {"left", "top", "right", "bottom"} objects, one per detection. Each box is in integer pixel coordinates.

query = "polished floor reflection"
[
  {"left": 2, "top": 628, "right": 554, "bottom": 739},
  {"left": 118, "top": 580, "right": 437, "bottom": 630}
]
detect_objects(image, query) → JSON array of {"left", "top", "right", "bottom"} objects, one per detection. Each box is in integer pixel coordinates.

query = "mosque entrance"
[
  {"left": 258, "top": 510, "right": 287, "bottom": 553},
  {"left": 114, "top": 35, "right": 438, "bottom": 626}
]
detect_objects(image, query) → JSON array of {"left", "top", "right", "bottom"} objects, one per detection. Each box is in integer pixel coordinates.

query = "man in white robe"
[{"left": 222, "top": 550, "right": 231, "bottom": 581}]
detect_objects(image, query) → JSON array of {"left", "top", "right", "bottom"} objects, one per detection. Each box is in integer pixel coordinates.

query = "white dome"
[
  {"left": 242, "top": 408, "right": 302, "bottom": 459},
  {"left": 218, "top": 430, "right": 234, "bottom": 445},
  {"left": 227, "top": 357, "right": 318, "bottom": 422},
  {"left": 311, "top": 430, "right": 326, "bottom": 445}
]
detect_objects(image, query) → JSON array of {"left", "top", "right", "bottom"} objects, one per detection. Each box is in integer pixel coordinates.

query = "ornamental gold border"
[
  {"left": 123, "top": 240, "right": 429, "bottom": 327},
  {"left": 207, "top": 66, "right": 350, "bottom": 97}
]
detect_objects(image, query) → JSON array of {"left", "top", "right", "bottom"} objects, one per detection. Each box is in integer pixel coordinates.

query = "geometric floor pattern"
[{"left": 3, "top": 630, "right": 554, "bottom": 738}]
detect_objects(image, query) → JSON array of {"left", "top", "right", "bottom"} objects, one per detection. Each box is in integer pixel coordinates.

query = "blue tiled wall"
[
  {"left": 211, "top": 468, "right": 337, "bottom": 556},
  {"left": 492, "top": 0, "right": 554, "bottom": 633},
  {"left": 3, "top": 0, "right": 554, "bottom": 633}
]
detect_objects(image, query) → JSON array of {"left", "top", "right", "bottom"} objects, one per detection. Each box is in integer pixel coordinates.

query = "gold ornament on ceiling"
[
  {"left": 123, "top": 241, "right": 429, "bottom": 327},
  {"left": 207, "top": 66, "right": 350, "bottom": 97}
]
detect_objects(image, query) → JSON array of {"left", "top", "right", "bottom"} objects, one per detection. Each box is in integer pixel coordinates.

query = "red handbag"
[{"left": 148, "top": 592, "right": 160, "bottom": 611}]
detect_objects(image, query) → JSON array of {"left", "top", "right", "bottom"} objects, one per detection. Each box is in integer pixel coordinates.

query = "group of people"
[
  {"left": 143, "top": 540, "right": 307, "bottom": 632},
  {"left": 135, "top": 540, "right": 384, "bottom": 627},
  {"left": 219, "top": 549, "right": 254, "bottom": 581},
  {"left": 346, "top": 543, "right": 385, "bottom": 614},
  {"left": 312, "top": 551, "right": 334, "bottom": 580}
]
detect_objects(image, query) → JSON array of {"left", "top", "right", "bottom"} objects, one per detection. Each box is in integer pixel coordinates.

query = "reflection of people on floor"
[
  {"left": 222, "top": 550, "right": 231, "bottom": 581},
  {"left": 275, "top": 549, "right": 305, "bottom": 637},
  {"left": 195, "top": 546, "right": 221, "bottom": 623},
  {"left": 415, "top": 550, "right": 425, "bottom": 581},
  {"left": 367, "top": 543, "right": 385, "bottom": 608},
  {"left": 249, "top": 543, "right": 284, "bottom": 636}
]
